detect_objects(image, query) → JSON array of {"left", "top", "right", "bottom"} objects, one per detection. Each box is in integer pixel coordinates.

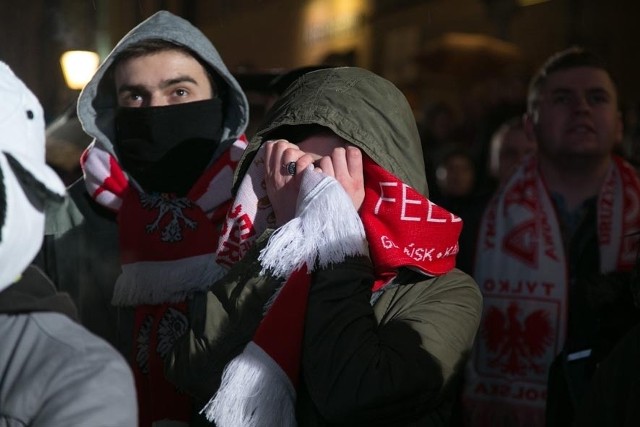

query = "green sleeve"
[
  {"left": 164, "top": 230, "right": 282, "bottom": 401},
  {"left": 301, "top": 259, "right": 482, "bottom": 425}
]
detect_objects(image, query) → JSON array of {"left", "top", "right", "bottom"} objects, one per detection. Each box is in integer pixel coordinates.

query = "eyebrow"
[
  {"left": 117, "top": 75, "right": 200, "bottom": 95},
  {"left": 161, "top": 75, "right": 199, "bottom": 89},
  {"left": 587, "top": 87, "right": 611, "bottom": 97}
]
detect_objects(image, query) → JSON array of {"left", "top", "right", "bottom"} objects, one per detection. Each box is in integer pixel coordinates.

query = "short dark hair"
[
  {"left": 111, "top": 38, "right": 225, "bottom": 99},
  {"left": 527, "top": 46, "right": 613, "bottom": 113}
]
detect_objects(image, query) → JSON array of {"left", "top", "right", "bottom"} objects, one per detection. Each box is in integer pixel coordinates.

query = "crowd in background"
[{"left": 4, "top": 8, "right": 640, "bottom": 427}]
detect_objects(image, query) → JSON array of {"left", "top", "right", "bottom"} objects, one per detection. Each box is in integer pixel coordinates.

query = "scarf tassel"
[
  {"left": 201, "top": 342, "right": 297, "bottom": 427},
  {"left": 112, "top": 253, "right": 226, "bottom": 306},
  {"left": 203, "top": 267, "right": 311, "bottom": 427},
  {"left": 259, "top": 170, "right": 368, "bottom": 277}
]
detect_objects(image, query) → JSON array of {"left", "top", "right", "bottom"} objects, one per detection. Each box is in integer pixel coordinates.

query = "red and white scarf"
[
  {"left": 464, "top": 155, "right": 640, "bottom": 426},
  {"left": 81, "top": 136, "right": 247, "bottom": 427},
  {"left": 204, "top": 146, "right": 463, "bottom": 427}
]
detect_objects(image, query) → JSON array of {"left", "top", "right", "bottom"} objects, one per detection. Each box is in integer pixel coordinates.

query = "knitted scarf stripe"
[
  {"left": 80, "top": 136, "right": 248, "bottom": 306},
  {"left": 215, "top": 149, "right": 463, "bottom": 279},
  {"left": 204, "top": 148, "right": 463, "bottom": 427},
  {"left": 80, "top": 142, "right": 129, "bottom": 211},
  {"left": 81, "top": 136, "right": 248, "bottom": 216},
  {"left": 465, "top": 155, "right": 640, "bottom": 425}
]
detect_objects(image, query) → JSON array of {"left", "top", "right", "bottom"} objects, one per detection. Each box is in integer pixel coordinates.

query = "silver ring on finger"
[{"left": 282, "top": 161, "right": 297, "bottom": 176}]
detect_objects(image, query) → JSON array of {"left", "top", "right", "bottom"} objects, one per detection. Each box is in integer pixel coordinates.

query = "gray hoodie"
[
  {"left": 0, "top": 267, "right": 138, "bottom": 427},
  {"left": 77, "top": 10, "right": 249, "bottom": 164}
]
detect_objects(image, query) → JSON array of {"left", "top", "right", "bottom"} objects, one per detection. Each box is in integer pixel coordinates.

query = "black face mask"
[{"left": 114, "top": 98, "right": 224, "bottom": 196}]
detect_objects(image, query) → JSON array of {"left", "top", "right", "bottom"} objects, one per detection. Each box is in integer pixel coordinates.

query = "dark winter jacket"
[{"left": 0, "top": 266, "right": 137, "bottom": 426}]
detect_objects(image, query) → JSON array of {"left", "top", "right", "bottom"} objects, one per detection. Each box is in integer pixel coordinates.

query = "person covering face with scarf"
[
  {"left": 41, "top": 10, "right": 249, "bottom": 427},
  {"left": 165, "top": 67, "right": 483, "bottom": 427}
]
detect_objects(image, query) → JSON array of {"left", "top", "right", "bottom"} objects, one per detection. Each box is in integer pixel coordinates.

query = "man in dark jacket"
[
  {"left": 465, "top": 47, "right": 640, "bottom": 427},
  {"left": 0, "top": 61, "right": 137, "bottom": 427},
  {"left": 40, "top": 10, "right": 249, "bottom": 426}
]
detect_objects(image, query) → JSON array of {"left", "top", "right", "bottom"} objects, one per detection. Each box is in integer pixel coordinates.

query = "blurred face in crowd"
[
  {"left": 436, "top": 152, "right": 476, "bottom": 198},
  {"left": 114, "top": 50, "right": 213, "bottom": 108},
  {"left": 496, "top": 126, "right": 537, "bottom": 184},
  {"left": 527, "top": 66, "right": 622, "bottom": 163}
]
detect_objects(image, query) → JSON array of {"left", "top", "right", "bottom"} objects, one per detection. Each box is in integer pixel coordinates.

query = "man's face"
[
  {"left": 528, "top": 67, "right": 622, "bottom": 162},
  {"left": 115, "top": 50, "right": 213, "bottom": 107},
  {"left": 437, "top": 154, "right": 475, "bottom": 198}
]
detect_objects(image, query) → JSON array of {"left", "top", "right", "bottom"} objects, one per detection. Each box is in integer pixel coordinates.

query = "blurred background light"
[{"left": 60, "top": 50, "right": 100, "bottom": 90}]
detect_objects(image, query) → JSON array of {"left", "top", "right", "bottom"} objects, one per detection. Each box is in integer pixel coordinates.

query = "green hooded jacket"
[{"left": 166, "top": 67, "right": 482, "bottom": 426}]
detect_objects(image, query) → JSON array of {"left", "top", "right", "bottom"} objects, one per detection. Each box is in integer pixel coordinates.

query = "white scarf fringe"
[
  {"left": 112, "top": 253, "right": 227, "bottom": 306},
  {"left": 201, "top": 342, "right": 297, "bottom": 427},
  {"left": 259, "top": 170, "right": 368, "bottom": 278},
  {"left": 203, "top": 170, "right": 368, "bottom": 427}
]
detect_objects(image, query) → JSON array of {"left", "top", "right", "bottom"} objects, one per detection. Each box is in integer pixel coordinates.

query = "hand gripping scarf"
[
  {"left": 203, "top": 146, "right": 463, "bottom": 427},
  {"left": 464, "top": 155, "right": 640, "bottom": 426},
  {"left": 81, "top": 136, "right": 247, "bottom": 427}
]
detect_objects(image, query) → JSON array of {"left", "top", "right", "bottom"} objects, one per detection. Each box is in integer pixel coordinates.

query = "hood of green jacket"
[
  {"left": 77, "top": 10, "right": 249, "bottom": 162},
  {"left": 234, "top": 67, "right": 428, "bottom": 197}
]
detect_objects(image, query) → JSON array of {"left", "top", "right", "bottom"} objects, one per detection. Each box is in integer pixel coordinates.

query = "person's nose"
[
  {"left": 146, "top": 94, "right": 169, "bottom": 108},
  {"left": 572, "top": 94, "right": 591, "bottom": 115}
]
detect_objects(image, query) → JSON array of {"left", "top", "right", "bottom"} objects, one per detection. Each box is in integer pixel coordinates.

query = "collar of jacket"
[{"left": 0, "top": 265, "right": 78, "bottom": 320}]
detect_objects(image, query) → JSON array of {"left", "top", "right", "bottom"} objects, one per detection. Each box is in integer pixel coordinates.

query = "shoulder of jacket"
[{"left": 45, "top": 178, "right": 119, "bottom": 236}]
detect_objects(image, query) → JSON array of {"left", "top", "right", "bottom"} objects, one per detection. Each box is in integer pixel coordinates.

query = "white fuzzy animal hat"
[{"left": 0, "top": 61, "right": 65, "bottom": 290}]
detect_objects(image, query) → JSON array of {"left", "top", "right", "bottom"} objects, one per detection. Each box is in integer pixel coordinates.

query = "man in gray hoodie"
[{"left": 40, "top": 10, "right": 249, "bottom": 426}]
